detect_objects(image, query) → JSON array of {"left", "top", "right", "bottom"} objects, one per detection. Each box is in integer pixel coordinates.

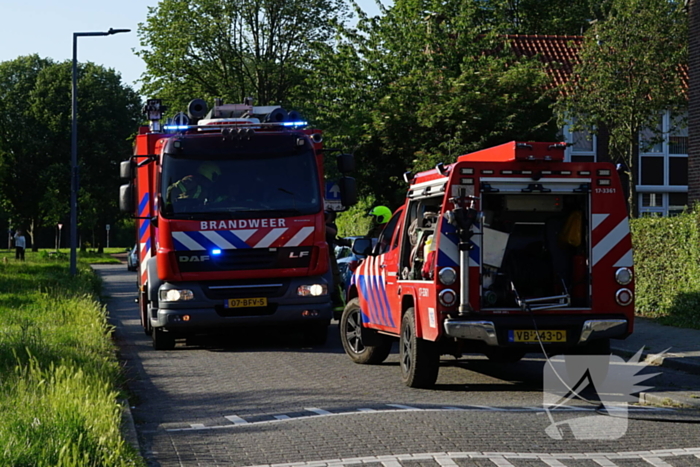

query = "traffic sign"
[{"left": 325, "top": 181, "right": 341, "bottom": 200}]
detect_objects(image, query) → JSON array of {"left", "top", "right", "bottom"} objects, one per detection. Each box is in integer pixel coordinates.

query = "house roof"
[
  {"left": 506, "top": 34, "right": 688, "bottom": 94},
  {"left": 507, "top": 35, "right": 582, "bottom": 89}
]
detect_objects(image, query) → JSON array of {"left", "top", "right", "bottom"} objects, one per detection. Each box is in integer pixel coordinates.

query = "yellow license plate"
[
  {"left": 226, "top": 297, "right": 267, "bottom": 308},
  {"left": 509, "top": 329, "right": 566, "bottom": 343}
]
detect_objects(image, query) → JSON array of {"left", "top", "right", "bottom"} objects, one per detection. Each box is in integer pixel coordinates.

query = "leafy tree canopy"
[
  {"left": 554, "top": 0, "right": 687, "bottom": 216},
  {"left": 0, "top": 55, "right": 141, "bottom": 248},
  {"left": 303, "top": 0, "right": 559, "bottom": 207},
  {"left": 136, "top": 0, "right": 350, "bottom": 112}
]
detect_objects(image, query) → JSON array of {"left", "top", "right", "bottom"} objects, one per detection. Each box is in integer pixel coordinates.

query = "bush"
[
  {"left": 336, "top": 195, "right": 378, "bottom": 237},
  {"left": 631, "top": 206, "right": 700, "bottom": 329}
]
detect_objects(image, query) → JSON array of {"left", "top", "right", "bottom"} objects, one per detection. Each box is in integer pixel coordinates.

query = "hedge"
[{"left": 631, "top": 206, "right": 700, "bottom": 329}]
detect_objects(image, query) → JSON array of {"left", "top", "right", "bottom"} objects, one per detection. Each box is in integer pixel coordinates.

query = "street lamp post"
[{"left": 70, "top": 28, "right": 130, "bottom": 276}]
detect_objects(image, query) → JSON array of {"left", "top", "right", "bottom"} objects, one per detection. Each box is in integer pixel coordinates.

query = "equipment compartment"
[{"left": 481, "top": 193, "right": 590, "bottom": 309}]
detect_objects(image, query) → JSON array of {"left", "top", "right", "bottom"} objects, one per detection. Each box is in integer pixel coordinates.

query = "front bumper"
[
  {"left": 443, "top": 315, "right": 630, "bottom": 347},
  {"left": 153, "top": 277, "right": 333, "bottom": 332}
]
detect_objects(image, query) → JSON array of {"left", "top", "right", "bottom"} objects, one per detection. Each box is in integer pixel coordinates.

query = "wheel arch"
[{"left": 400, "top": 294, "right": 421, "bottom": 336}]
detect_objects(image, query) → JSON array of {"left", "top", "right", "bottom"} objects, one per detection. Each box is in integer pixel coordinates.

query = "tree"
[
  {"left": 481, "top": 0, "right": 597, "bottom": 35},
  {"left": 0, "top": 55, "right": 59, "bottom": 245},
  {"left": 136, "top": 0, "right": 349, "bottom": 112},
  {"left": 303, "top": 0, "right": 559, "bottom": 207},
  {"left": 555, "top": 0, "right": 687, "bottom": 217},
  {"left": 0, "top": 56, "right": 141, "bottom": 250}
]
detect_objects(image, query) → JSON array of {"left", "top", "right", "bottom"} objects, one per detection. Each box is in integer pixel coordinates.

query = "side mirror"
[
  {"left": 352, "top": 237, "right": 373, "bottom": 257},
  {"left": 336, "top": 153, "right": 355, "bottom": 174},
  {"left": 120, "top": 159, "right": 134, "bottom": 180},
  {"left": 339, "top": 176, "right": 357, "bottom": 207},
  {"left": 119, "top": 184, "right": 134, "bottom": 213}
]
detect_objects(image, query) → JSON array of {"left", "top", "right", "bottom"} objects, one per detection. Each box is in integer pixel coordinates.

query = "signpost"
[
  {"left": 324, "top": 181, "right": 343, "bottom": 211},
  {"left": 106, "top": 224, "right": 111, "bottom": 249}
]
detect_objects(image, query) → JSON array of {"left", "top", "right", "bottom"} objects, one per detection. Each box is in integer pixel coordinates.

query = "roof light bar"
[{"left": 164, "top": 125, "right": 190, "bottom": 131}]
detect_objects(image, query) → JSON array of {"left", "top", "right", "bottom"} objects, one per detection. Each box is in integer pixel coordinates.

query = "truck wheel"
[
  {"left": 141, "top": 294, "right": 153, "bottom": 336},
  {"left": 303, "top": 323, "right": 329, "bottom": 346},
  {"left": 340, "top": 298, "right": 392, "bottom": 364},
  {"left": 152, "top": 327, "right": 176, "bottom": 351},
  {"left": 485, "top": 349, "right": 527, "bottom": 363},
  {"left": 400, "top": 308, "right": 439, "bottom": 388}
]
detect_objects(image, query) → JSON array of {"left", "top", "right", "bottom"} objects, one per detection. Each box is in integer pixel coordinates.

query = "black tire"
[
  {"left": 485, "top": 349, "right": 527, "bottom": 363},
  {"left": 340, "top": 298, "right": 392, "bottom": 364},
  {"left": 303, "top": 323, "right": 329, "bottom": 346},
  {"left": 141, "top": 300, "right": 158, "bottom": 336},
  {"left": 152, "top": 327, "right": 176, "bottom": 350},
  {"left": 400, "top": 308, "right": 439, "bottom": 388}
]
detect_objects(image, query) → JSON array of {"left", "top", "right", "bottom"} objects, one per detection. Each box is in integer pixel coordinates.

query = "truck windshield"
[{"left": 161, "top": 149, "right": 321, "bottom": 217}]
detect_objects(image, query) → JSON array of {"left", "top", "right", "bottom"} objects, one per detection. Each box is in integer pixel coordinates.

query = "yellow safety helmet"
[
  {"left": 198, "top": 162, "right": 221, "bottom": 182},
  {"left": 368, "top": 206, "right": 392, "bottom": 224}
]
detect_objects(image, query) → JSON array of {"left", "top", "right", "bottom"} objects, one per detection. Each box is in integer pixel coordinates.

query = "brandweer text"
[{"left": 200, "top": 219, "right": 287, "bottom": 230}]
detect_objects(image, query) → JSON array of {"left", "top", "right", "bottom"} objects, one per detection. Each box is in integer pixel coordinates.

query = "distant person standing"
[{"left": 14, "top": 229, "right": 26, "bottom": 261}]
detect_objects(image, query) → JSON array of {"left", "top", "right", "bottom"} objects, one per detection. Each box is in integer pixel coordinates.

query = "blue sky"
[{"left": 1, "top": 0, "right": 384, "bottom": 92}]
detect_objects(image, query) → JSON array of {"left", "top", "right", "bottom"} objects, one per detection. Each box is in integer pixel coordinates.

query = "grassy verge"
[{"left": 0, "top": 250, "right": 143, "bottom": 466}]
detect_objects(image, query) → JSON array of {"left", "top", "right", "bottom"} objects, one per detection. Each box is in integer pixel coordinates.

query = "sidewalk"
[{"left": 610, "top": 317, "right": 700, "bottom": 408}]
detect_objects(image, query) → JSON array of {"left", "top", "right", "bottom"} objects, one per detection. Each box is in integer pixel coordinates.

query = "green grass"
[{"left": 0, "top": 252, "right": 143, "bottom": 466}]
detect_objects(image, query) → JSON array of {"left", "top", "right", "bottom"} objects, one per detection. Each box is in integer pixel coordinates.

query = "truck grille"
[{"left": 176, "top": 247, "right": 312, "bottom": 273}]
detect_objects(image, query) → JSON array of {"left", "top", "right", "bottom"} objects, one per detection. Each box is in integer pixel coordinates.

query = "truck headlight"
[
  {"left": 615, "top": 267, "right": 633, "bottom": 285},
  {"left": 297, "top": 284, "right": 327, "bottom": 297},
  {"left": 160, "top": 289, "right": 194, "bottom": 302}
]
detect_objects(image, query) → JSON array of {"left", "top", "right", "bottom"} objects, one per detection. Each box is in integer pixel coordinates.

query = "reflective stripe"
[{"left": 592, "top": 219, "right": 630, "bottom": 266}]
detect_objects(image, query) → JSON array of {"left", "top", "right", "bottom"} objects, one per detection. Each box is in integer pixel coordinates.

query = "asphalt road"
[{"left": 95, "top": 264, "right": 700, "bottom": 467}]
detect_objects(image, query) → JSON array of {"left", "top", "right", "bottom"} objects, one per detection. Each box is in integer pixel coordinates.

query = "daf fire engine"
[
  {"left": 119, "top": 98, "right": 356, "bottom": 350},
  {"left": 340, "top": 141, "right": 634, "bottom": 388}
]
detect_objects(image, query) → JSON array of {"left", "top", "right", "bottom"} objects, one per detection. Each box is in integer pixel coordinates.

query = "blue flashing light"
[
  {"left": 282, "top": 121, "right": 308, "bottom": 127},
  {"left": 164, "top": 124, "right": 190, "bottom": 131},
  {"left": 211, "top": 248, "right": 222, "bottom": 256}
]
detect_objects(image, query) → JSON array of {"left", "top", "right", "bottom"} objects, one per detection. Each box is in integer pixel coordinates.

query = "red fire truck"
[
  {"left": 340, "top": 141, "right": 634, "bottom": 388},
  {"left": 119, "top": 98, "right": 356, "bottom": 350}
]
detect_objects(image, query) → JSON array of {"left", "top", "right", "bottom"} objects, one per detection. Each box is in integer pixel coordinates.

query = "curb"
[
  {"left": 610, "top": 345, "right": 700, "bottom": 409},
  {"left": 638, "top": 391, "right": 700, "bottom": 409},
  {"left": 120, "top": 399, "right": 142, "bottom": 456},
  {"left": 610, "top": 345, "right": 700, "bottom": 376}
]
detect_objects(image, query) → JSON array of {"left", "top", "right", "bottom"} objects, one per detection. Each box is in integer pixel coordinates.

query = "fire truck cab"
[
  {"left": 340, "top": 141, "right": 634, "bottom": 388},
  {"left": 120, "top": 98, "right": 356, "bottom": 350}
]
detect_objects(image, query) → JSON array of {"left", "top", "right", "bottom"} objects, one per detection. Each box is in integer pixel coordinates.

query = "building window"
[
  {"left": 636, "top": 111, "right": 688, "bottom": 216},
  {"left": 669, "top": 114, "right": 688, "bottom": 155},
  {"left": 669, "top": 193, "right": 688, "bottom": 216},
  {"left": 642, "top": 193, "right": 663, "bottom": 207},
  {"left": 640, "top": 157, "right": 664, "bottom": 185},
  {"left": 640, "top": 114, "right": 663, "bottom": 153},
  {"left": 563, "top": 118, "right": 596, "bottom": 162},
  {"left": 669, "top": 157, "right": 688, "bottom": 185}
]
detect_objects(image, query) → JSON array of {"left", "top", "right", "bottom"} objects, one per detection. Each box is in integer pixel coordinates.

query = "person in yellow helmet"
[
  {"left": 167, "top": 162, "right": 221, "bottom": 203},
  {"left": 367, "top": 205, "right": 392, "bottom": 238}
]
